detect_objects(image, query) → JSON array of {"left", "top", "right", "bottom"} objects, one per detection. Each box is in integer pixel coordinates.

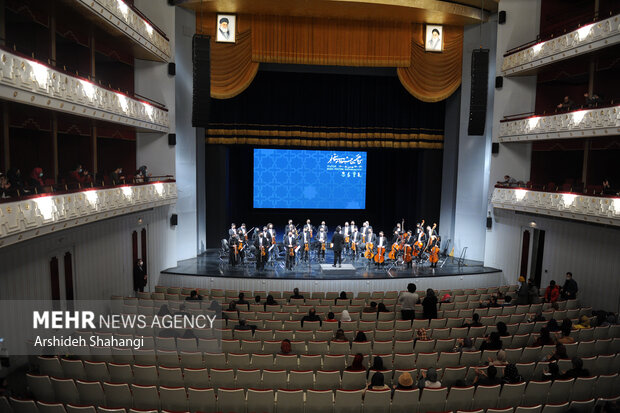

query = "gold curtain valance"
[
  {"left": 397, "top": 24, "right": 463, "bottom": 102},
  {"left": 210, "top": 30, "right": 259, "bottom": 99}
]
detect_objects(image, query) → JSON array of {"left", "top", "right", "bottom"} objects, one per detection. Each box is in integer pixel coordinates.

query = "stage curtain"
[
  {"left": 397, "top": 24, "right": 463, "bottom": 102},
  {"left": 250, "top": 15, "right": 411, "bottom": 67},
  {"left": 210, "top": 30, "right": 260, "bottom": 99}
]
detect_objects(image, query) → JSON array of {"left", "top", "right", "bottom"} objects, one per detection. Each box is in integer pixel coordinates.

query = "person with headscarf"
[
  {"left": 502, "top": 363, "right": 523, "bottom": 384},
  {"left": 263, "top": 294, "right": 278, "bottom": 311},
  {"left": 346, "top": 353, "right": 365, "bottom": 371},
  {"left": 422, "top": 289, "right": 438, "bottom": 320},
  {"left": 7, "top": 168, "right": 25, "bottom": 194},
  {"left": 480, "top": 332, "right": 503, "bottom": 351},
  {"left": 367, "top": 356, "right": 384, "bottom": 379},
  {"left": 363, "top": 372, "right": 389, "bottom": 398},
  {"left": 333, "top": 329, "right": 348, "bottom": 342},
  {"left": 67, "top": 164, "right": 92, "bottom": 185},
  {"left": 353, "top": 331, "right": 367, "bottom": 342},
  {"left": 418, "top": 368, "right": 441, "bottom": 389},
  {"left": 28, "top": 167, "right": 45, "bottom": 193},
  {"left": 280, "top": 339, "right": 292, "bottom": 355},
  {"left": 532, "top": 327, "right": 555, "bottom": 347},
  {"left": 340, "top": 309, "right": 352, "bottom": 323}
]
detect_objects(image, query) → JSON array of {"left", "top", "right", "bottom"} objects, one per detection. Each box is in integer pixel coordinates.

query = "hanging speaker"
[
  {"left": 168, "top": 133, "right": 176, "bottom": 146},
  {"left": 468, "top": 49, "right": 489, "bottom": 136},
  {"left": 170, "top": 214, "right": 178, "bottom": 226},
  {"left": 168, "top": 62, "right": 176, "bottom": 76},
  {"left": 486, "top": 216, "right": 493, "bottom": 229},
  {"left": 492, "top": 142, "right": 499, "bottom": 154},
  {"left": 495, "top": 76, "right": 503, "bottom": 89},
  {"left": 498, "top": 11, "right": 507, "bottom": 24},
  {"left": 192, "top": 34, "right": 211, "bottom": 128}
]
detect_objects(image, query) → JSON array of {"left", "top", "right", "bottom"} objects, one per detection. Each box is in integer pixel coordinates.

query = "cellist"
[
  {"left": 375, "top": 231, "right": 388, "bottom": 268},
  {"left": 403, "top": 230, "right": 415, "bottom": 269},
  {"left": 229, "top": 233, "right": 240, "bottom": 267},
  {"left": 428, "top": 235, "right": 440, "bottom": 268}
]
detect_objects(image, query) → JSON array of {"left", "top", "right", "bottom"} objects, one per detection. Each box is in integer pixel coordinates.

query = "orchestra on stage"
[{"left": 225, "top": 219, "right": 442, "bottom": 271}]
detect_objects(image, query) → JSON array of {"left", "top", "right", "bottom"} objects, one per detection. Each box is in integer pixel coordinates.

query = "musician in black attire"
[
  {"left": 236, "top": 229, "right": 246, "bottom": 264},
  {"left": 228, "top": 223, "right": 237, "bottom": 238},
  {"left": 301, "top": 228, "right": 311, "bottom": 262},
  {"left": 317, "top": 228, "right": 328, "bottom": 262},
  {"left": 331, "top": 226, "right": 344, "bottom": 267},
  {"left": 393, "top": 222, "right": 402, "bottom": 236},
  {"left": 375, "top": 231, "right": 388, "bottom": 268},
  {"left": 319, "top": 221, "right": 328, "bottom": 233},
  {"left": 133, "top": 258, "right": 147, "bottom": 293},
  {"left": 254, "top": 230, "right": 268, "bottom": 271},
  {"left": 284, "top": 231, "right": 297, "bottom": 270},
  {"left": 229, "top": 234, "right": 240, "bottom": 266},
  {"left": 404, "top": 231, "right": 415, "bottom": 269},
  {"left": 350, "top": 228, "right": 362, "bottom": 261}
]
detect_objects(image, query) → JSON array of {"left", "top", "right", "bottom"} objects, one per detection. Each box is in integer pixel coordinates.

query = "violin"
[
  {"left": 351, "top": 241, "right": 356, "bottom": 252},
  {"left": 261, "top": 246, "right": 266, "bottom": 256},
  {"left": 289, "top": 247, "right": 295, "bottom": 257},
  {"left": 321, "top": 242, "right": 326, "bottom": 251},
  {"left": 364, "top": 243, "right": 374, "bottom": 260},
  {"left": 375, "top": 246, "right": 385, "bottom": 263}
]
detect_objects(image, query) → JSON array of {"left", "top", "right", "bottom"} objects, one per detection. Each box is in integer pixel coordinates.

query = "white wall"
[
  {"left": 452, "top": 19, "right": 497, "bottom": 262},
  {"left": 0, "top": 205, "right": 176, "bottom": 300},
  {"left": 485, "top": 208, "right": 620, "bottom": 313}
]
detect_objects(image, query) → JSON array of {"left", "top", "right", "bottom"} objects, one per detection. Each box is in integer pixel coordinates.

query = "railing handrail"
[
  {"left": 503, "top": 10, "right": 619, "bottom": 57},
  {"left": 0, "top": 45, "right": 168, "bottom": 112},
  {"left": 122, "top": 0, "right": 170, "bottom": 41},
  {"left": 494, "top": 184, "right": 619, "bottom": 199},
  {"left": 0, "top": 177, "right": 175, "bottom": 205},
  {"left": 500, "top": 102, "right": 619, "bottom": 123}
]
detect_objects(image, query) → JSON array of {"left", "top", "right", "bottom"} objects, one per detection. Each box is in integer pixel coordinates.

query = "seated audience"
[
  {"left": 109, "top": 166, "right": 125, "bottom": 185},
  {"left": 336, "top": 291, "right": 348, "bottom": 304},
  {"left": 67, "top": 164, "right": 92, "bottom": 184},
  {"left": 264, "top": 294, "right": 278, "bottom": 310},
  {"left": 135, "top": 165, "right": 151, "bottom": 183},
  {"left": 488, "top": 350, "right": 507, "bottom": 366},
  {"left": 556, "top": 323, "right": 575, "bottom": 344},
  {"left": 393, "top": 372, "right": 415, "bottom": 390},
  {"left": 28, "top": 167, "right": 45, "bottom": 193},
  {"left": 377, "top": 303, "right": 389, "bottom": 313},
  {"left": 502, "top": 363, "right": 524, "bottom": 384},
  {"left": 560, "top": 272, "right": 578, "bottom": 300},
  {"left": 463, "top": 313, "right": 482, "bottom": 328},
  {"left": 584, "top": 92, "right": 601, "bottom": 108},
  {"left": 557, "top": 95, "right": 574, "bottom": 112},
  {"left": 7, "top": 168, "right": 26, "bottom": 193},
  {"left": 280, "top": 339, "right": 292, "bottom": 355},
  {"left": 561, "top": 357, "right": 590, "bottom": 379},
  {"left": 0, "top": 173, "right": 15, "bottom": 198},
  {"left": 418, "top": 368, "right": 441, "bottom": 389},
  {"left": 496, "top": 321, "right": 509, "bottom": 337},
  {"left": 502, "top": 295, "right": 514, "bottom": 306},
  {"left": 367, "top": 356, "right": 384, "bottom": 378},
  {"left": 235, "top": 293, "right": 250, "bottom": 310},
  {"left": 546, "top": 318, "right": 560, "bottom": 332},
  {"left": 573, "top": 315, "right": 591, "bottom": 330},
  {"left": 363, "top": 372, "right": 389, "bottom": 397},
  {"left": 363, "top": 301, "right": 378, "bottom": 313},
  {"left": 208, "top": 300, "right": 222, "bottom": 312},
  {"left": 340, "top": 309, "right": 352, "bottom": 322},
  {"left": 254, "top": 295, "right": 261, "bottom": 304},
  {"left": 480, "top": 295, "right": 501, "bottom": 308},
  {"left": 353, "top": 331, "right": 367, "bottom": 342},
  {"left": 333, "top": 329, "right": 348, "bottom": 342},
  {"left": 546, "top": 343, "right": 569, "bottom": 362},
  {"left": 440, "top": 293, "right": 452, "bottom": 303},
  {"left": 185, "top": 290, "right": 203, "bottom": 301},
  {"left": 544, "top": 280, "right": 560, "bottom": 303},
  {"left": 602, "top": 178, "right": 617, "bottom": 195},
  {"left": 325, "top": 312, "right": 337, "bottom": 323},
  {"left": 453, "top": 337, "right": 475, "bottom": 353},
  {"left": 532, "top": 327, "right": 555, "bottom": 347},
  {"left": 480, "top": 332, "right": 503, "bottom": 351},
  {"left": 542, "top": 362, "right": 561, "bottom": 381},
  {"left": 233, "top": 319, "right": 256, "bottom": 333},
  {"left": 301, "top": 308, "right": 322, "bottom": 327},
  {"left": 498, "top": 175, "right": 518, "bottom": 186},
  {"left": 346, "top": 353, "right": 366, "bottom": 371},
  {"left": 416, "top": 328, "right": 430, "bottom": 342},
  {"left": 473, "top": 365, "right": 501, "bottom": 386},
  {"left": 290, "top": 288, "right": 304, "bottom": 300}
]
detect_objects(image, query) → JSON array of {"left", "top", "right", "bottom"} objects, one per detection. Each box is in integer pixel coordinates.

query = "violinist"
[
  {"left": 228, "top": 223, "right": 237, "bottom": 238},
  {"left": 304, "top": 219, "right": 313, "bottom": 238},
  {"left": 268, "top": 223, "right": 277, "bottom": 261},
  {"left": 318, "top": 221, "right": 328, "bottom": 234},
  {"left": 301, "top": 227, "right": 311, "bottom": 262},
  {"left": 285, "top": 231, "right": 297, "bottom": 270},
  {"left": 254, "top": 230, "right": 268, "bottom": 271},
  {"left": 286, "top": 219, "right": 297, "bottom": 237},
  {"left": 236, "top": 229, "right": 246, "bottom": 264},
  {"left": 343, "top": 222, "right": 351, "bottom": 254},
  {"left": 239, "top": 223, "right": 248, "bottom": 241},
  {"left": 350, "top": 227, "right": 362, "bottom": 261},
  {"left": 229, "top": 233, "right": 240, "bottom": 266},
  {"left": 375, "top": 231, "right": 388, "bottom": 268},
  {"left": 317, "top": 227, "right": 328, "bottom": 262},
  {"left": 350, "top": 220, "right": 358, "bottom": 233}
]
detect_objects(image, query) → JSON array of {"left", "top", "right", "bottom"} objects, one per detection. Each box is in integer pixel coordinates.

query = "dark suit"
[
  {"left": 331, "top": 231, "right": 345, "bottom": 266},
  {"left": 301, "top": 231, "right": 311, "bottom": 261},
  {"left": 317, "top": 232, "right": 328, "bottom": 260},
  {"left": 351, "top": 232, "right": 362, "bottom": 260},
  {"left": 284, "top": 236, "right": 297, "bottom": 270},
  {"left": 133, "top": 263, "right": 147, "bottom": 292},
  {"left": 254, "top": 236, "right": 268, "bottom": 270}
]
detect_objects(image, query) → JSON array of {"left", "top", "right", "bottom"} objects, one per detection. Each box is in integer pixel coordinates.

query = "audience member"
[
  {"left": 602, "top": 179, "right": 617, "bottom": 195},
  {"left": 280, "top": 339, "right": 292, "bottom": 355},
  {"left": 0, "top": 173, "right": 14, "bottom": 198},
  {"left": 532, "top": 327, "right": 555, "bottom": 346},
  {"left": 542, "top": 362, "right": 561, "bottom": 381},
  {"left": 333, "top": 329, "right": 348, "bottom": 342},
  {"left": 301, "top": 308, "right": 322, "bottom": 327},
  {"left": 463, "top": 313, "right": 482, "bottom": 328},
  {"left": 208, "top": 300, "right": 221, "bottom": 312},
  {"left": 422, "top": 289, "right": 438, "bottom": 319},
  {"left": 556, "top": 323, "right": 575, "bottom": 344},
  {"left": 546, "top": 343, "right": 569, "bottom": 362},
  {"left": 398, "top": 283, "right": 419, "bottom": 321},
  {"left": 502, "top": 363, "right": 524, "bottom": 384},
  {"left": 325, "top": 312, "right": 337, "bottom": 322},
  {"left": 377, "top": 303, "right": 389, "bottom": 313},
  {"left": 544, "top": 280, "right": 560, "bottom": 303},
  {"left": 440, "top": 293, "right": 452, "bottom": 303},
  {"left": 346, "top": 353, "right": 365, "bottom": 371},
  {"left": 28, "top": 167, "right": 45, "bottom": 193},
  {"left": 367, "top": 356, "right": 384, "bottom": 378},
  {"left": 235, "top": 292, "right": 250, "bottom": 310},
  {"left": 353, "top": 331, "right": 367, "bottom": 342},
  {"left": 480, "top": 332, "right": 503, "bottom": 351},
  {"left": 557, "top": 96, "right": 574, "bottom": 112},
  {"left": 363, "top": 301, "right": 378, "bottom": 313},
  {"left": 336, "top": 291, "right": 348, "bottom": 304},
  {"left": 135, "top": 165, "right": 151, "bottom": 183},
  {"left": 132, "top": 258, "right": 147, "bottom": 294},
  {"left": 573, "top": 315, "right": 591, "bottom": 330},
  {"left": 584, "top": 92, "right": 601, "bottom": 108},
  {"left": 363, "top": 372, "right": 389, "bottom": 396},
  {"left": 185, "top": 290, "right": 203, "bottom": 301},
  {"left": 489, "top": 350, "right": 507, "bottom": 366},
  {"left": 453, "top": 337, "right": 475, "bottom": 353},
  {"left": 547, "top": 318, "right": 560, "bottom": 332},
  {"left": 498, "top": 175, "right": 518, "bottom": 186},
  {"left": 496, "top": 321, "right": 509, "bottom": 337},
  {"left": 68, "top": 164, "right": 92, "bottom": 184},
  {"left": 110, "top": 166, "right": 125, "bottom": 185},
  {"left": 527, "top": 278, "right": 539, "bottom": 304},
  {"left": 418, "top": 368, "right": 441, "bottom": 389},
  {"left": 290, "top": 288, "right": 304, "bottom": 300},
  {"left": 233, "top": 319, "right": 256, "bottom": 333},
  {"left": 561, "top": 356, "right": 590, "bottom": 379},
  {"left": 481, "top": 295, "right": 501, "bottom": 308},
  {"left": 340, "top": 309, "right": 352, "bottom": 322},
  {"left": 7, "top": 168, "right": 26, "bottom": 193},
  {"left": 394, "top": 372, "right": 415, "bottom": 390},
  {"left": 254, "top": 295, "right": 261, "bottom": 304},
  {"left": 416, "top": 328, "right": 430, "bottom": 342},
  {"left": 264, "top": 294, "right": 278, "bottom": 310},
  {"left": 473, "top": 365, "right": 501, "bottom": 386},
  {"left": 502, "top": 295, "right": 514, "bottom": 306},
  {"left": 560, "top": 272, "right": 578, "bottom": 300}
]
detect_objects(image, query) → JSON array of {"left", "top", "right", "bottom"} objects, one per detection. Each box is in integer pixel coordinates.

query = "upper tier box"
[
  {"left": 502, "top": 14, "right": 620, "bottom": 76},
  {"left": 0, "top": 48, "right": 169, "bottom": 132},
  {"left": 73, "top": 0, "right": 171, "bottom": 62}
]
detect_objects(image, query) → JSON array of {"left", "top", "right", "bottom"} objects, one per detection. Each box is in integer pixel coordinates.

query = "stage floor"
[{"left": 161, "top": 249, "right": 501, "bottom": 280}]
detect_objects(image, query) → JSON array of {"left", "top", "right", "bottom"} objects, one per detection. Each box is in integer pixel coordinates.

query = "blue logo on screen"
[{"left": 253, "top": 149, "right": 367, "bottom": 209}]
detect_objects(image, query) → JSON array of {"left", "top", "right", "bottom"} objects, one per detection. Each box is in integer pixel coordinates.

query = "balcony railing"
[
  {"left": 0, "top": 180, "right": 177, "bottom": 248},
  {"left": 0, "top": 47, "right": 169, "bottom": 132},
  {"left": 497, "top": 104, "right": 620, "bottom": 142},
  {"left": 491, "top": 186, "right": 620, "bottom": 227},
  {"left": 501, "top": 13, "right": 620, "bottom": 75},
  {"left": 73, "top": 0, "right": 171, "bottom": 62}
]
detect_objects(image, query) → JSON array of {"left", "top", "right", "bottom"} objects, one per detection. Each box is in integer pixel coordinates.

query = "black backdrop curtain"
[
  {"left": 205, "top": 145, "right": 443, "bottom": 247},
  {"left": 207, "top": 71, "right": 445, "bottom": 148}
]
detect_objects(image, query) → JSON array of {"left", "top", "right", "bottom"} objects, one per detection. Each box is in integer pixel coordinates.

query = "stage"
[{"left": 158, "top": 249, "right": 506, "bottom": 294}]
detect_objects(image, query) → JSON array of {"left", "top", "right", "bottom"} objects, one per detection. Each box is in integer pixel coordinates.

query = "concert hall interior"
[{"left": 0, "top": 0, "right": 619, "bottom": 411}]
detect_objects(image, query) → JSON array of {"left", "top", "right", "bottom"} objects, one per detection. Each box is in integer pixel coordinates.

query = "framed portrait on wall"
[
  {"left": 216, "top": 14, "right": 236, "bottom": 43},
  {"left": 425, "top": 24, "right": 443, "bottom": 52}
]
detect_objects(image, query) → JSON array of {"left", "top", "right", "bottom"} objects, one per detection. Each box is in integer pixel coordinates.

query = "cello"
[
  {"left": 404, "top": 244, "right": 413, "bottom": 263},
  {"left": 428, "top": 236, "right": 439, "bottom": 266},
  {"left": 364, "top": 242, "right": 374, "bottom": 260},
  {"left": 375, "top": 245, "right": 386, "bottom": 264}
]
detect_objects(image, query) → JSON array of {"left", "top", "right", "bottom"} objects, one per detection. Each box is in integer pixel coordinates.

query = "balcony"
[
  {"left": 491, "top": 186, "right": 620, "bottom": 227},
  {"left": 502, "top": 13, "right": 620, "bottom": 76},
  {"left": 72, "top": 0, "right": 171, "bottom": 62},
  {"left": 498, "top": 105, "right": 620, "bottom": 143},
  {"left": 0, "top": 48, "right": 169, "bottom": 132},
  {"left": 0, "top": 180, "right": 177, "bottom": 248}
]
